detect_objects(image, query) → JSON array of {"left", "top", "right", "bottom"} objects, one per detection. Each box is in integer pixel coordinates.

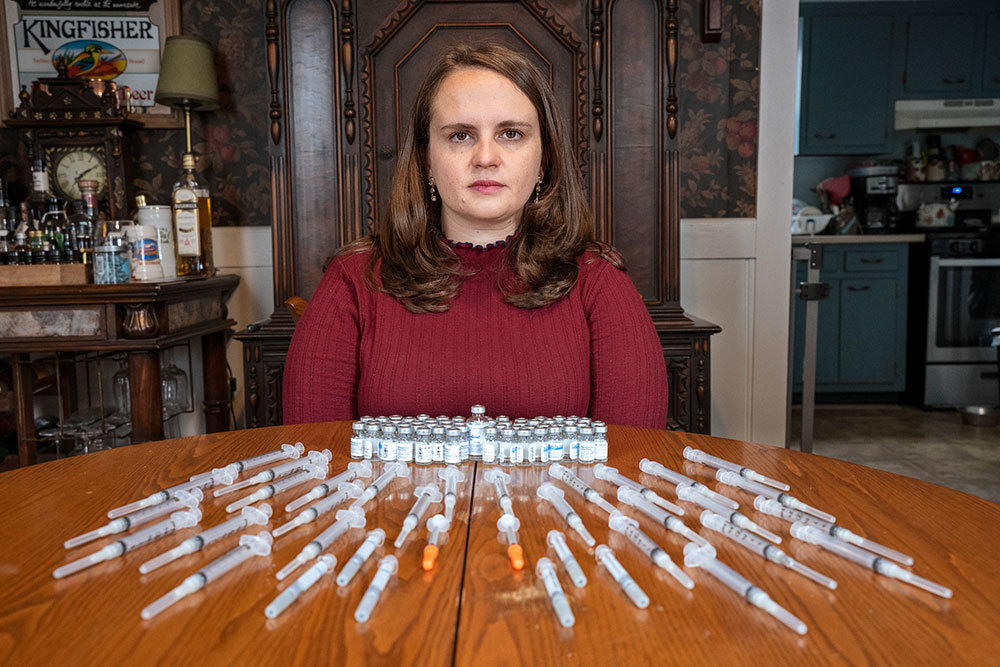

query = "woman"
[{"left": 283, "top": 44, "right": 668, "bottom": 428}]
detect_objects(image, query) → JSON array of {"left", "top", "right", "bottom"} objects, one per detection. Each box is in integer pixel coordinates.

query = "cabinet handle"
[
  {"left": 942, "top": 78, "right": 966, "bottom": 84},
  {"left": 859, "top": 257, "right": 884, "bottom": 264},
  {"left": 813, "top": 132, "right": 836, "bottom": 140},
  {"left": 847, "top": 285, "right": 871, "bottom": 292}
]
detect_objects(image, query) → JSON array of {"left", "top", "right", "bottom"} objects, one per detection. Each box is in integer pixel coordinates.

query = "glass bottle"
[
  {"left": 350, "top": 422, "right": 365, "bottom": 459},
  {"left": 547, "top": 425, "right": 565, "bottom": 462},
  {"left": 363, "top": 423, "right": 379, "bottom": 460},
  {"left": 10, "top": 231, "right": 29, "bottom": 265},
  {"left": 0, "top": 179, "right": 10, "bottom": 264},
  {"left": 414, "top": 425, "right": 433, "bottom": 465},
  {"left": 28, "top": 230, "right": 46, "bottom": 264},
  {"left": 593, "top": 422, "right": 609, "bottom": 462},
  {"left": 378, "top": 424, "right": 397, "bottom": 462},
  {"left": 564, "top": 425, "right": 580, "bottom": 461},
  {"left": 467, "top": 404, "right": 488, "bottom": 461},
  {"left": 577, "top": 426, "right": 595, "bottom": 463},
  {"left": 533, "top": 426, "right": 549, "bottom": 465},
  {"left": 171, "top": 152, "right": 214, "bottom": 276},
  {"left": 29, "top": 155, "right": 51, "bottom": 224},
  {"left": 396, "top": 424, "right": 414, "bottom": 463},
  {"left": 499, "top": 427, "right": 515, "bottom": 467},
  {"left": 481, "top": 426, "right": 498, "bottom": 465},
  {"left": 444, "top": 427, "right": 462, "bottom": 465},
  {"left": 430, "top": 425, "right": 446, "bottom": 464}
]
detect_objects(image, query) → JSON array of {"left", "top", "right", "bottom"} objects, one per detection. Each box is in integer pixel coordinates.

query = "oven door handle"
[{"left": 935, "top": 258, "right": 1000, "bottom": 267}]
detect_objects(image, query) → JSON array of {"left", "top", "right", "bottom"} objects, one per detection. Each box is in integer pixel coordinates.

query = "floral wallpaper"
[
  {"left": 678, "top": 0, "right": 761, "bottom": 218},
  {"left": 1, "top": 0, "right": 760, "bottom": 224}
]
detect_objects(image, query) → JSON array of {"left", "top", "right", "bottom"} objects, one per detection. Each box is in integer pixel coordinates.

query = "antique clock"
[{"left": 4, "top": 66, "right": 139, "bottom": 219}]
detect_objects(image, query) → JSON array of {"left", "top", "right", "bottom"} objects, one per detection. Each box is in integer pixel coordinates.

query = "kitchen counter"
[{"left": 792, "top": 234, "right": 925, "bottom": 244}]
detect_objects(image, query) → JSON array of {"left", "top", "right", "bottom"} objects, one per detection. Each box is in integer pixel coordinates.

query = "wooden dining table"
[{"left": 0, "top": 422, "right": 998, "bottom": 665}]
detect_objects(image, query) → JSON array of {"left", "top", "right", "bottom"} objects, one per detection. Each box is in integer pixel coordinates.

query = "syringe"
[
  {"left": 394, "top": 484, "right": 443, "bottom": 548},
  {"left": 272, "top": 482, "right": 363, "bottom": 538},
  {"left": 497, "top": 514, "right": 525, "bottom": 570},
  {"left": 214, "top": 449, "right": 332, "bottom": 498},
  {"left": 108, "top": 467, "right": 236, "bottom": 519},
  {"left": 593, "top": 464, "right": 685, "bottom": 515},
  {"left": 608, "top": 511, "right": 693, "bottom": 589},
  {"left": 285, "top": 460, "right": 373, "bottom": 513},
  {"left": 276, "top": 506, "right": 365, "bottom": 581},
  {"left": 536, "top": 483, "right": 596, "bottom": 546},
  {"left": 54, "top": 508, "right": 201, "bottom": 579},
  {"left": 139, "top": 503, "right": 272, "bottom": 574},
  {"left": 594, "top": 544, "right": 649, "bottom": 608},
  {"left": 682, "top": 446, "right": 790, "bottom": 491},
  {"left": 791, "top": 522, "right": 950, "bottom": 598},
  {"left": 546, "top": 530, "right": 586, "bottom": 588},
  {"left": 190, "top": 442, "right": 304, "bottom": 482},
  {"left": 438, "top": 466, "right": 466, "bottom": 522},
  {"left": 715, "top": 470, "right": 835, "bottom": 523},
  {"left": 338, "top": 528, "right": 385, "bottom": 586},
  {"left": 638, "top": 457, "right": 738, "bottom": 509},
  {"left": 483, "top": 469, "right": 514, "bottom": 515},
  {"left": 349, "top": 462, "right": 410, "bottom": 510},
  {"left": 422, "top": 515, "right": 450, "bottom": 571},
  {"left": 676, "top": 483, "right": 782, "bottom": 544},
  {"left": 65, "top": 489, "right": 203, "bottom": 549},
  {"left": 265, "top": 554, "right": 336, "bottom": 619},
  {"left": 699, "top": 510, "right": 837, "bottom": 589},
  {"left": 354, "top": 555, "right": 398, "bottom": 622},
  {"left": 683, "top": 543, "right": 807, "bottom": 635},
  {"left": 141, "top": 531, "right": 273, "bottom": 620},
  {"left": 754, "top": 497, "right": 914, "bottom": 566},
  {"left": 616, "top": 487, "right": 708, "bottom": 546},
  {"left": 536, "top": 557, "right": 575, "bottom": 628},
  {"left": 225, "top": 461, "right": 328, "bottom": 514},
  {"left": 547, "top": 463, "right": 616, "bottom": 514}
]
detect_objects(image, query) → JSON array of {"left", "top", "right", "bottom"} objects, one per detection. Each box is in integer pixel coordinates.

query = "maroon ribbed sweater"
[{"left": 282, "top": 239, "right": 668, "bottom": 427}]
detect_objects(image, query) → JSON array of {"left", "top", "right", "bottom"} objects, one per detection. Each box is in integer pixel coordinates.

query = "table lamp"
[{"left": 154, "top": 35, "right": 219, "bottom": 163}]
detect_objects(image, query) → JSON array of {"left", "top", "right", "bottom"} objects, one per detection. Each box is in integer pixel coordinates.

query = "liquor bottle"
[
  {"left": 29, "top": 156, "right": 52, "bottom": 225},
  {"left": 171, "top": 152, "right": 214, "bottom": 276},
  {"left": 28, "top": 230, "right": 46, "bottom": 264},
  {"left": 10, "top": 231, "right": 29, "bottom": 265},
  {"left": 69, "top": 180, "right": 101, "bottom": 266},
  {"left": 0, "top": 179, "right": 10, "bottom": 265}
]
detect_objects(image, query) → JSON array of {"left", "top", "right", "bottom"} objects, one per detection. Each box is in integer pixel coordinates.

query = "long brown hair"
[{"left": 350, "top": 44, "right": 621, "bottom": 313}]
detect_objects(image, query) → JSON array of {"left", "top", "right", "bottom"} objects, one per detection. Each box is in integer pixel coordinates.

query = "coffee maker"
[{"left": 849, "top": 165, "right": 900, "bottom": 232}]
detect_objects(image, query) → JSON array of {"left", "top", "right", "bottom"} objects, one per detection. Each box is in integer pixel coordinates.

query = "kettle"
[{"left": 916, "top": 200, "right": 958, "bottom": 228}]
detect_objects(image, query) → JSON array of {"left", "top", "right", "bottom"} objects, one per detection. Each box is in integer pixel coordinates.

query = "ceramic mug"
[{"left": 916, "top": 202, "right": 958, "bottom": 228}]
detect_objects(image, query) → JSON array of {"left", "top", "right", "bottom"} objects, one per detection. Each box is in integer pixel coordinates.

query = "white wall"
[{"left": 680, "top": 1, "right": 798, "bottom": 446}]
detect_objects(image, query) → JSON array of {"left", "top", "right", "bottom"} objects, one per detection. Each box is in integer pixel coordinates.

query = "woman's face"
[{"left": 425, "top": 67, "right": 543, "bottom": 237}]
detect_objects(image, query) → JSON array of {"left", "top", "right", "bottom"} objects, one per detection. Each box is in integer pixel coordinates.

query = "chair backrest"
[{"left": 283, "top": 296, "right": 307, "bottom": 324}]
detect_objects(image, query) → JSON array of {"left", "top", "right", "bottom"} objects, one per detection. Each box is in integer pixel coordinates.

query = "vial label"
[
  {"left": 432, "top": 441, "right": 444, "bottom": 462},
  {"left": 509, "top": 444, "right": 524, "bottom": 466},
  {"left": 379, "top": 440, "right": 397, "bottom": 462},
  {"left": 525, "top": 442, "right": 537, "bottom": 465},
  {"left": 482, "top": 442, "right": 496, "bottom": 464},
  {"left": 567, "top": 438, "right": 579, "bottom": 460},
  {"left": 444, "top": 443, "right": 462, "bottom": 465},
  {"left": 538, "top": 443, "right": 549, "bottom": 464},
  {"left": 468, "top": 425, "right": 484, "bottom": 458},
  {"left": 396, "top": 441, "right": 414, "bottom": 463},
  {"left": 363, "top": 437, "right": 375, "bottom": 459},
  {"left": 578, "top": 441, "right": 595, "bottom": 463},
  {"left": 415, "top": 443, "right": 432, "bottom": 465},
  {"left": 549, "top": 439, "right": 564, "bottom": 462},
  {"left": 350, "top": 436, "right": 364, "bottom": 459}
]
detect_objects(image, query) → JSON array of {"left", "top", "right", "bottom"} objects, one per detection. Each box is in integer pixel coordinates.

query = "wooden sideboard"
[{"left": 0, "top": 274, "right": 239, "bottom": 466}]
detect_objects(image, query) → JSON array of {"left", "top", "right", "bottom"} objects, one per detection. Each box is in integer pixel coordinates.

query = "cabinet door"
[
  {"left": 983, "top": 13, "right": 1000, "bottom": 94},
  {"left": 799, "top": 15, "right": 894, "bottom": 155},
  {"left": 792, "top": 266, "right": 839, "bottom": 389},
  {"left": 839, "top": 277, "right": 899, "bottom": 385},
  {"left": 904, "top": 13, "right": 976, "bottom": 95}
]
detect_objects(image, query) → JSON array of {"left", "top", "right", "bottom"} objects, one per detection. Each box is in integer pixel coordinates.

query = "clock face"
[{"left": 52, "top": 148, "right": 107, "bottom": 201}]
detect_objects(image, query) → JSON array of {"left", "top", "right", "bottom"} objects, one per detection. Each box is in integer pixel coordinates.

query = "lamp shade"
[{"left": 154, "top": 35, "right": 219, "bottom": 110}]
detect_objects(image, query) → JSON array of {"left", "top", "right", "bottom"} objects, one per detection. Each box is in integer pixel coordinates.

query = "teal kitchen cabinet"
[
  {"left": 798, "top": 12, "right": 895, "bottom": 155},
  {"left": 792, "top": 243, "right": 909, "bottom": 394},
  {"left": 983, "top": 13, "right": 1000, "bottom": 94},
  {"left": 903, "top": 13, "right": 978, "bottom": 96}
]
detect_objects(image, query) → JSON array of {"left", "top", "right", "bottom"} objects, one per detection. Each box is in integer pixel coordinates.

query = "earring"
[
  {"left": 428, "top": 177, "right": 437, "bottom": 202},
  {"left": 534, "top": 176, "right": 542, "bottom": 203}
]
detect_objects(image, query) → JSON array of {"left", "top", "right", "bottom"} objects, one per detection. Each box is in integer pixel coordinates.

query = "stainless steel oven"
[{"left": 924, "top": 235, "right": 1000, "bottom": 407}]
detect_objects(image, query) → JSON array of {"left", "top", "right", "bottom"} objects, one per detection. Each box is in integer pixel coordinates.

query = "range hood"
[{"left": 895, "top": 99, "right": 1000, "bottom": 130}]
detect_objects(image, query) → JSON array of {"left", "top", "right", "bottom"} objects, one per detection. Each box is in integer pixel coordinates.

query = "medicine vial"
[
  {"left": 499, "top": 428, "right": 515, "bottom": 467},
  {"left": 564, "top": 425, "right": 579, "bottom": 461},
  {"left": 458, "top": 423, "right": 470, "bottom": 461},
  {"left": 350, "top": 422, "right": 365, "bottom": 459},
  {"left": 467, "top": 404, "right": 488, "bottom": 460},
  {"left": 396, "top": 425, "right": 414, "bottom": 463},
  {"left": 578, "top": 426, "right": 595, "bottom": 463},
  {"left": 481, "top": 426, "right": 498, "bottom": 464},
  {"left": 514, "top": 428, "right": 531, "bottom": 467},
  {"left": 444, "top": 428, "right": 463, "bottom": 464},
  {"left": 594, "top": 422, "right": 609, "bottom": 462},
  {"left": 379, "top": 425, "right": 398, "bottom": 462},
  {"left": 547, "top": 426, "right": 565, "bottom": 462},
  {"left": 430, "top": 426, "right": 446, "bottom": 463},
  {"left": 532, "top": 426, "right": 549, "bottom": 465},
  {"left": 414, "top": 426, "right": 433, "bottom": 465},
  {"left": 363, "top": 423, "right": 379, "bottom": 460}
]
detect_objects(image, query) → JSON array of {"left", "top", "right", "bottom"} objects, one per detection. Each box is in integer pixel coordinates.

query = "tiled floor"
[{"left": 789, "top": 404, "right": 1000, "bottom": 505}]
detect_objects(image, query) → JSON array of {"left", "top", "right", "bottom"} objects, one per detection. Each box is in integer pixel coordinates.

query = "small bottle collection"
[{"left": 52, "top": 404, "right": 953, "bottom": 635}]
